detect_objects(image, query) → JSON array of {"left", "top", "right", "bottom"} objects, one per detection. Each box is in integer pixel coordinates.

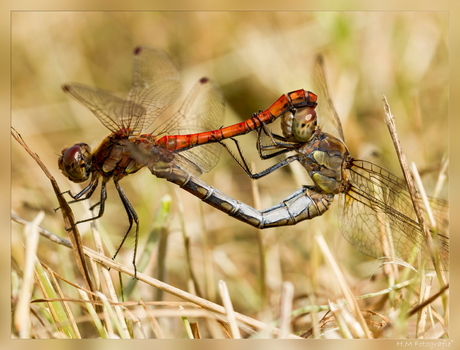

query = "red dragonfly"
[{"left": 58, "top": 46, "right": 318, "bottom": 272}]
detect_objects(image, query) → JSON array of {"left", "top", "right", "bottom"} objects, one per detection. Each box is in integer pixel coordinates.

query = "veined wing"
[
  {"left": 123, "top": 46, "right": 182, "bottom": 133},
  {"left": 156, "top": 77, "right": 226, "bottom": 173},
  {"left": 313, "top": 55, "right": 345, "bottom": 141},
  {"left": 62, "top": 47, "right": 182, "bottom": 135},
  {"left": 62, "top": 84, "right": 145, "bottom": 134},
  {"left": 339, "top": 159, "right": 449, "bottom": 268}
]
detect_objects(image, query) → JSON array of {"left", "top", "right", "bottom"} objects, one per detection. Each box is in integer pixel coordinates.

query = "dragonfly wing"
[
  {"left": 338, "top": 189, "right": 390, "bottom": 261},
  {"left": 172, "top": 154, "right": 205, "bottom": 177},
  {"left": 123, "top": 47, "right": 182, "bottom": 133},
  {"left": 180, "top": 144, "right": 221, "bottom": 174},
  {"left": 341, "top": 169, "right": 416, "bottom": 259},
  {"left": 126, "top": 141, "right": 203, "bottom": 177},
  {"left": 340, "top": 160, "right": 448, "bottom": 268},
  {"left": 62, "top": 84, "right": 134, "bottom": 133},
  {"left": 425, "top": 197, "right": 449, "bottom": 237},
  {"left": 313, "top": 55, "right": 345, "bottom": 141},
  {"left": 415, "top": 196, "right": 449, "bottom": 265},
  {"left": 158, "top": 77, "right": 226, "bottom": 173}
]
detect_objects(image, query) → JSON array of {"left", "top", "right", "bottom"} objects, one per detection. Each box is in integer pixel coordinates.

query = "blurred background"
[{"left": 11, "top": 11, "right": 449, "bottom": 340}]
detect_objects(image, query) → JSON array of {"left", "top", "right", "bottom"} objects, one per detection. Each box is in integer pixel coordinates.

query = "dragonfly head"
[
  {"left": 291, "top": 106, "right": 317, "bottom": 142},
  {"left": 58, "top": 143, "right": 92, "bottom": 183}
]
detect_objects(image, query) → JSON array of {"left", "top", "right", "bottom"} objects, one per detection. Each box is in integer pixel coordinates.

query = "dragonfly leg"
[
  {"left": 258, "top": 121, "right": 283, "bottom": 145},
  {"left": 250, "top": 155, "right": 299, "bottom": 179},
  {"left": 221, "top": 137, "right": 299, "bottom": 179},
  {"left": 55, "top": 176, "right": 100, "bottom": 212},
  {"left": 70, "top": 177, "right": 100, "bottom": 201},
  {"left": 88, "top": 201, "right": 101, "bottom": 212},
  {"left": 257, "top": 124, "right": 297, "bottom": 159},
  {"left": 218, "top": 137, "right": 254, "bottom": 176},
  {"left": 112, "top": 177, "right": 139, "bottom": 278},
  {"left": 258, "top": 146, "right": 292, "bottom": 159},
  {"left": 69, "top": 177, "right": 108, "bottom": 227}
]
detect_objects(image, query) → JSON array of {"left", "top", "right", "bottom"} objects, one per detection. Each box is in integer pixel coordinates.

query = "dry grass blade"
[
  {"left": 40, "top": 263, "right": 81, "bottom": 338},
  {"left": 176, "top": 188, "right": 203, "bottom": 297},
  {"left": 140, "top": 299, "right": 165, "bottom": 339},
  {"left": 250, "top": 162, "right": 268, "bottom": 308},
  {"left": 190, "top": 322, "right": 201, "bottom": 339},
  {"left": 278, "top": 281, "right": 294, "bottom": 339},
  {"left": 382, "top": 97, "right": 448, "bottom": 320},
  {"left": 11, "top": 127, "right": 96, "bottom": 297},
  {"left": 14, "top": 211, "right": 42, "bottom": 337},
  {"left": 382, "top": 99, "right": 443, "bottom": 270},
  {"left": 218, "top": 280, "right": 241, "bottom": 339},
  {"left": 408, "top": 283, "right": 449, "bottom": 318},
  {"left": 315, "top": 232, "right": 372, "bottom": 338},
  {"left": 179, "top": 305, "right": 195, "bottom": 339},
  {"left": 412, "top": 163, "right": 437, "bottom": 229},
  {"left": 77, "top": 289, "right": 108, "bottom": 338},
  {"left": 14, "top": 214, "right": 302, "bottom": 338},
  {"left": 198, "top": 202, "right": 216, "bottom": 303},
  {"left": 328, "top": 300, "right": 353, "bottom": 339},
  {"left": 97, "top": 292, "right": 130, "bottom": 338},
  {"left": 433, "top": 157, "right": 448, "bottom": 199},
  {"left": 12, "top": 214, "right": 71, "bottom": 247}
]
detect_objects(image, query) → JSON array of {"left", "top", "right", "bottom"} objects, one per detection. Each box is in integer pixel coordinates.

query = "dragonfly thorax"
[
  {"left": 58, "top": 143, "right": 92, "bottom": 183},
  {"left": 299, "top": 132, "right": 349, "bottom": 195}
]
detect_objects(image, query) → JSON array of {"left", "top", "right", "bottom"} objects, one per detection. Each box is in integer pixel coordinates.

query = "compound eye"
[
  {"left": 292, "top": 107, "right": 317, "bottom": 142},
  {"left": 280, "top": 110, "right": 294, "bottom": 139},
  {"left": 58, "top": 143, "right": 92, "bottom": 183}
]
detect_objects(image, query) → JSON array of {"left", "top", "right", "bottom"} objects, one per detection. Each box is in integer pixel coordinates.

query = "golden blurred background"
[{"left": 9, "top": 9, "right": 454, "bottom": 345}]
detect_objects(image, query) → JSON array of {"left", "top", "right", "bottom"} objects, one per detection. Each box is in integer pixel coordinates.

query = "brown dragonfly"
[{"left": 227, "top": 55, "right": 449, "bottom": 269}]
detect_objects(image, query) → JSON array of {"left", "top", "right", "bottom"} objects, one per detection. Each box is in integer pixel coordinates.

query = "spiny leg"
[
  {"left": 112, "top": 177, "right": 140, "bottom": 278},
  {"left": 55, "top": 176, "right": 100, "bottom": 212},
  {"left": 221, "top": 137, "right": 299, "bottom": 179},
  {"left": 72, "top": 177, "right": 108, "bottom": 226},
  {"left": 256, "top": 124, "right": 297, "bottom": 159}
]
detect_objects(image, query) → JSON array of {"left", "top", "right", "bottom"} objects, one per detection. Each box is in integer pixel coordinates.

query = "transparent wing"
[
  {"left": 173, "top": 154, "right": 206, "bottom": 177},
  {"left": 62, "top": 47, "right": 181, "bottom": 134},
  {"left": 313, "top": 55, "right": 345, "bottom": 141},
  {"left": 425, "top": 197, "right": 449, "bottom": 239},
  {"left": 339, "top": 160, "right": 449, "bottom": 268},
  {"left": 62, "top": 84, "right": 143, "bottom": 134},
  {"left": 157, "top": 77, "right": 226, "bottom": 173},
  {"left": 123, "top": 46, "right": 182, "bottom": 133}
]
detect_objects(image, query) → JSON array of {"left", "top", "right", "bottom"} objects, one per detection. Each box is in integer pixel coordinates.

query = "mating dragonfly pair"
[{"left": 58, "top": 46, "right": 448, "bottom": 273}]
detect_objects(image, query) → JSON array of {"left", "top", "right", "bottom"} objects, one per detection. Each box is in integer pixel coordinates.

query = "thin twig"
[
  {"left": 315, "top": 232, "right": 372, "bottom": 338},
  {"left": 11, "top": 127, "right": 96, "bottom": 296},
  {"left": 218, "top": 280, "right": 241, "bottom": 339},
  {"left": 14, "top": 212, "right": 42, "bottom": 337},
  {"left": 408, "top": 283, "right": 449, "bottom": 317},
  {"left": 13, "top": 214, "right": 302, "bottom": 338},
  {"left": 278, "top": 281, "right": 294, "bottom": 339},
  {"left": 382, "top": 98, "right": 448, "bottom": 312}
]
